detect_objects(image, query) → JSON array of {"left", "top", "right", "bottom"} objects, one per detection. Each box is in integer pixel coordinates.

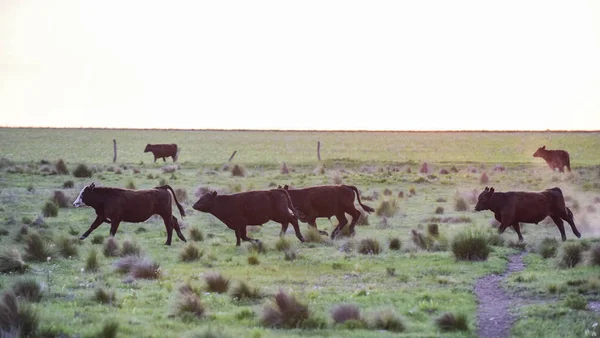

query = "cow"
[
  {"left": 192, "top": 189, "right": 304, "bottom": 246},
  {"left": 474, "top": 186, "right": 581, "bottom": 242},
  {"left": 144, "top": 143, "right": 179, "bottom": 162},
  {"left": 278, "top": 184, "right": 375, "bottom": 239},
  {"left": 73, "top": 182, "right": 187, "bottom": 245},
  {"left": 533, "top": 145, "right": 571, "bottom": 173}
]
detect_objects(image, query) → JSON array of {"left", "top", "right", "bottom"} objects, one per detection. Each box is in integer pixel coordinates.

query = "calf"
[
  {"left": 474, "top": 186, "right": 581, "bottom": 242},
  {"left": 192, "top": 189, "right": 304, "bottom": 246},
  {"left": 533, "top": 145, "right": 571, "bottom": 173},
  {"left": 144, "top": 143, "right": 179, "bottom": 162},
  {"left": 73, "top": 182, "right": 187, "bottom": 245},
  {"left": 279, "top": 184, "right": 374, "bottom": 239}
]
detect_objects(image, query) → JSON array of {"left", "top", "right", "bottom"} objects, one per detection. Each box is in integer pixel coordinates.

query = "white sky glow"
[{"left": 1, "top": 1, "right": 599, "bottom": 130}]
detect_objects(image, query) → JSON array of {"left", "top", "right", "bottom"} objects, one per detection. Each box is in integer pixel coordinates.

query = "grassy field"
[{"left": 0, "top": 128, "right": 599, "bottom": 338}]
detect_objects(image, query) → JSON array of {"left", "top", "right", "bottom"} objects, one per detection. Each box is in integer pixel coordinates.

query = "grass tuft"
[
  {"left": 275, "top": 237, "right": 291, "bottom": 251},
  {"left": 304, "top": 227, "right": 323, "bottom": 243},
  {"left": 55, "top": 235, "right": 79, "bottom": 258},
  {"left": 73, "top": 163, "right": 92, "bottom": 178},
  {"left": 130, "top": 259, "right": 161, "bottom": 279},
  {"left": 427, "top": 223, "right": 439, "bottom": 238},
  {"left": 52, "top": 191, "right": 70, "bottom": 208},
  {"left": 358, "top": 238, "right": 381, "bottom": 255},
  {"left": 204, "top": 272, "right": 230, "bottom": 293},
  {"left": 94, "top": 287, "right": 116, "bottom": 305},
  {"left": 42, "top": 201, "right": 58, "bottom": 217},
  {"left": 388, "top": 237, "right": 402, "bottom": 251},
  {"left": 96, "top": 320, "right": 119, "bottom": 338},
  {"left": 375, "top": 199, "right": 399, "bottom": 218},
  {"left": 175, "top": 188, "right": 188, "bottom": 203},
  {"left": 113, "top": 255, "right": 141, "bottom": 274},
  {"left": 435, "top": 312, "right": 469, "bottom": 332},
  {"left": 368, "top": 309, "right": 405, "bottom": 332},
  {"left": 563, "top": 293, "right": 587, "bottom": 310},
  {"left": 0, "top": 292, "right": 40, "bottom": 338},
  {"left": 261, "top": 289, "right": 310, "bottom": 329},
  {"left": 411, "top": 229, "right": 434, "bottom": 251},
  {"left": 479, "top": 172, "right": 489, "bottom": 184},
  {"left": 91, "top": 234, "right": 105, "bottom": 245},
  {"left": 188, "top": 226, "right": 204, "bottom": 242},
  {"left": 179, "top": 243, "right": 203, "bottom": 262},
  {"left": 231, "top": 164, "right": 246, "bottom": 177},
  {"left": 85, "top": 248, "right": 100, "bottom": 272},
  {"left": 558, "top": 242, "right": 582, "bottom": 268},
  {"left": 247, "top": 254, "right": 260, "bottom": 265},
  {"left": 12, "top": 277, "right": 43, "bottom": 302},
  {"left": 280, "top": 162, "right": 289, "bottom": 174},
  {"left": 435, "top": 206, "right": 444, "bottom": 214},
  {"left": 55, "top": 159, "right": 69, "bottom": 175},
  {"left": 174, "top": 283, "right": 205, "bottom": 318},
  {"left": 589, "top": 244, "right": 600, "bottom": 266},
  {"left": 23, "top": 232, "right": 53, "bottom": 262},
  {"left": 451, "top": 228, "right": 491, "bottom": 261},
  {"left": 0, "top": 247, "right": 29, "bottom": 273},
  {"left": 230, "top": 281, "right": 262, "bottom": 301},
  {"left": 103, "top": 237, "right": 120, "bottom": 257},
  {"left": 537, "top": 237, "right": 559, "bottom": 259},
  {"left": 454, "top": 194, "right": 468, "bottom": 211},
  {"left": 120, "top": 239, "right": 142, "bottom": 257},
  {"left": 125, "top": 180, "right": 136, "bottom": 189},
  {"left": 331, "top": 303, "right": 361, "bottom": 323}
]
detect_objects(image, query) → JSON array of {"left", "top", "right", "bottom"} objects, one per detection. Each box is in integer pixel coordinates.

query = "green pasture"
[{"left": 0, "top": 128, "right": 599, "bottom": 338}]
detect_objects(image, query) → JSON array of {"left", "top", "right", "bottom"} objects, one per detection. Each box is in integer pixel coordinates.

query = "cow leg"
[
  {"left": 234, "top": 228, "right": 242, "bottom": 246},
  {"left": 288, "top": 218, "right": 305, "bottom": 243},
  {"left": 162, "top": 157, "right": 166, "bottom": 162},
  {"left": 560, "top": 209, "right": 581, "bottom": 238},
  {"left": 330, "top": 213, "right": 349, "bottom": 239},
  {"left": 80, "top": 216, "right": 105, "bottom": 240},
  {"left": 308, "top": 220, "right": 328, "bottom": 236},
  {"left": 109, "top": 219, "right": 122, "bottom": 237},
  {"left": 171, "top": 216, "right": 187, "bottom": 242},
  {"left": 280, "top": 222, "right": 289, "bottom": 237},
  {"left": 239, "top": 226, "right": 259, "bottom": 244},
  {"left": 347, "top": 207, "right": 361, "bottom": 236},
  {"left": 512, "top": 222, "right": 524, "bottom": 242},
  {"left": 549, "top": 216, "right": 568, "bottom": 241},
  {"left": 159, "top": 215, "right": 174, "bottom": 245}
]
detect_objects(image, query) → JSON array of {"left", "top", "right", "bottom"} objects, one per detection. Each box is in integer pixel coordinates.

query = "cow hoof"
[
  {"left": 79, "top": 236, "right": 86, "bottom": 240},
  {"left": 576, "top": 232, "right": 582, "bottom": 238}
]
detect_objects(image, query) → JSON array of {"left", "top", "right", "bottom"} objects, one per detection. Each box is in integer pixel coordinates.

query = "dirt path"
[{"left": 475, "top": 252, "right": 526, "bottom": 338}]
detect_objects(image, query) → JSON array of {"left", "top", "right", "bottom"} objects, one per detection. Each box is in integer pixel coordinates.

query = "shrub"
[
  {"left": 389, "top": 237, "right": 402, "bottom": 251},
  {"left": 113, "top": 255, "right": 141, "bottom": 274},
  {"left": 331, "top": 303, "right": 361, "bottom": 323},
  {"left": 94, "top": 287, "right": 116, "bottom": 305},
  {"left": 376, "top": 199, "right": 399, "bottom": 218},
  {"left": 280, "top": 162, "right": 289, "bottom": 174},
  {"left": 563, "top": 293, "right": 587, "bottom": 310},
  {"left": 454, "top": 194, "right": 468, "bottom": 211},
  {"left": 411, "top": 229, "right": 434, "bottom": 251},
  {"left": 451, "top": 228, "right": 491, "bottom": 261},
  {"left": 174, "top": 284, "right": 205, "bottom": 318},
  {"left": 358, "top": 238, "right": 381, "bottom": 255},
  {"left": 96, "top": 320, "right": 119, "bottom": 338},
  {"left": 420, "top": 162, "right": 430, "bottom": 174},
  {"left": 188, "top": 227, "right": 204, "bottom": 242},
  {"left": 589, "top": 244, "right": 600, "bottom": 266},
  {"left": 55, "top": 159, "right": 69, "bottom": 175},
  {"left": 435, "top": 206, "right": 444, "bottom": 214},
  {"left": 409, "top": 187, "right": 416, "bottom": 196},
  {"left": 91, "top": 234, "right": 105, "bottom": 245},
  {"left": 275, "top": 237, "right": 291, "bottom": 251},
  {"left": 537, "top": 237, "right": 559, "bottom": 259},
  {"left": 42, "top": 201, "right": 58, "bottom": 217},
  {"left": 480, "top": 172, "right": 489, "bottom": 184},
  {"left": 23, "top": 232, "right": 53, "bottom": 262},
  {"left": 103, "top": 237, "right": 120, "bottom": 257},
  {"left": 130, "top": 259, "right": 161, "bottom": 279},
  {"left": 427, "top": 223, "right": 439, "bottom": 238},
  {"left": 12, "top": 278, "right": 43, "bottom": 302},
  {"left": 73, "top": 164, "right": 92, "bottom": 178},
  {"left": 313, "top": 164, "right": 326, "bottom": 175},
  {"left": 558, "top": 242, "right": 582, "bottom": 268},
  {"left": 230, "top": 281, "right": 261, "bottom": 301},
  {"left": 231, "top": 164, "right": 245, "bottom": 177},
  {"left": 0, "top": 248, "right": 28, "bottom": 273},
  {"left": 62, "top": 180, "right": 75, "bottom": 189},
  {"left": 120, "top": 239, "right": 142, "bottom": 257},
  {"left": 0, "top": 292, "right": 40, "bottom": 338},
  {"left": 55, "top": 235, "right": 79, "bottom": 258},
  {"left": 125, "top": 180, "right": 136, "bottom": 189},
  {"left": 85, "top": 248, "right": 100, "bottom": 272},
  {"left": 52, "top": 191, "right": 70, "bottom": 208},
  {"left": 261, "top": 289, "right": 310, "bottom": 328},
  {"left": 247, "top": 254, "right": 260, "bottom": 265},
  {"left": 180, "top": 243, "right": 203, "bottom": 262},
  {"left": 435, "top": 312, "right": 469, "bottom": 332},
  {"left": 204, "top": 272, "right": 230, "bottom": 293},
  {"left": 368, "top": 309, "right": 405, "bottom": 332}
]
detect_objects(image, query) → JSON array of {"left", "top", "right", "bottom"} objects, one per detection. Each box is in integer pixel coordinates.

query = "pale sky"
[{"left": 1, "top": 1, "right": 599, "bottom": 131}]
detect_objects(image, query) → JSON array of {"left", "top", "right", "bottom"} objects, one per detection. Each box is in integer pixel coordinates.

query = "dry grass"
[
  {"left": 230, "top": 281, "right": 262, "bottom": 301},
  {"left": 454, "top": 194, "right": 468, "bottom": 211},
  {"left": 55, "top": 235, "right": 79, "bottom": 258},
  {"left": 93, "top": 287, "right": 116, "bottom": 305},
  {"left": 479, "top": 172, "right": 489, "bottom": 184},
  {"left": 358, "top": 238, "right": 381, "bottom": 255},
  {"left": 367, "top": 309, "right": 405, "bottom": 332},
  {"left": 0, "top": 247, "right": 29, "bottom": 273},
  {"left": 231, "top": 164, "right": 246, "bottom": 177},
  {"left": 280, "top": 162, "right": 290, "bottom": 174},
  {"left": 435, "top": 312, "right": 469, "bottom": 332},
  {"left": 52, "top": 191, "right": 70, "bottom": 208},
  {"left": 179, "top": 243, "right": 203, "bottom": 262},
  {"left": 175, "top": 188, "right": 188, "bottom": 203},
  {"left": 331, "top": 303, "right": 361, "bottom": 323},
  {"left": 130, "top": 259, "right": 161, "bottom": 279},
  {"left": 188, "top": 227, "right": 204, "bottom": 242},
  {"left": 103, "top": 237, "right": 120, "bottom": 257},
  {"left": 388, "top": 237, "right": 402, "bottom": 251},
  {"left": 23, "top": 232, "right": 54, "bottom": 262},
  {"left": 174, "top": 283, "right": 205, "bottom": 318},
  {"left": 85, "top": 248, "right": 100, "bottom": 272},
  {"left": 120, "top": 239, "right": 142, "bottom": 257},
  {"left": 12, "top": 277, "right": 43, "bottom": 302},
  {"left": 204, "top": 272, "right": 230, "bottom": 293},
  {"left": 260, "top": 289, "right": 310, "bottom": 329},
  {"left": 0, "top": 292, "right": 40, "bottom": 338},
  {"left": 55, "top": 159, "right": 69, "bottom": 175}
]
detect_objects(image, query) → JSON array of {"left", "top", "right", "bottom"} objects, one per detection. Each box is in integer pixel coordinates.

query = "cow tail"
[
  {"left": 566, "top": 207, "right": 574, "bottom": 220},
  {"left": 345, "top": 185, "right": 375, "bottom": 213},
  {"left": 158, "top": 185, "right": 185, "bottom": 217}
]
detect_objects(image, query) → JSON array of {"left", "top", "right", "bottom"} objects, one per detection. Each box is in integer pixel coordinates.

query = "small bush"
[
  {"left": 247, "top": 254, "right": 260, "bottom": 265},
  {"left": 261, "top": 289, "right": 310, "bottom": 329},
  {"left": 427, "top": 223, "right": 439, "bottom": 238},
  {"left": 188, "top": 227, "right": 204, "bottom": 242},
  {"left": 91, "top": 234, "right": 105, "bottom": 245},
  {"left": 409, "top": 187, "right": 416, "bottom": 196},
  {"left": 451, "top": 228, "right": 491, "bottom": 261},
  {"left": 94, "top": 287, "right": 116, "bottom": 305},
  {"left": 420, "top": 162, "right": 430, "bottom": 174},
  {"left": 73, "top": 164, "right": 92, "bottom": 178},
  {"left": 52, "top": 191, "right": 70, "bottom": 208},
  {"left": 0, "top": 292, "right": 40, "bottom": 338},
  {"left": 85, "top": 248, "right": 100, "bottom": 272},
  {"left": 120, "top": 239, "right": 142, "bottom": 257},
  {"left": 479, "top": 172, "right": 489, "bottom": 184},
  {"left": 368, "top": 309, "right": 405, "bottom": 332},
  {"left": 103, "top": 237, "right": 120, "bottom": 257},
  {"left": 435, "top": 312, "right": 469, "bottom": 332},
  {"left": 96, "top": 320, "right": 119, "bottom": 338},
  {"left": 174, "top": 284, "right": 205, "bottom": 318},
  {"left": 275, "top": 237, "right": 291, "bottom": 251},
  {"left": 231, "top": 164, "right": 246, "bottom": 177},
  {"left": 558, "top": 242, "right": 582, "bottom": 268},
  {"left": 358, "top": 238, "right": 381, "bottom": 255},
  {"left": 23, "top": 232, "right": 53, "bottom": 262},
  {"left": 563, "top": 293, "right": 587, "bottom": 310},
  {"left": 331, "top": 303, "right": 361, "bottom": 324},
  {"left": 125, "top": 180, "right": 136, "bottom": 190},
  {"left": 12, "top": 278, "right": 43, "bottom": 302},
  {"left": 454, "top": 194, "right": 468, "bottom": 211},
  {"left": 55, "top": 235, "right": 79, "bottom": 258},
  {"left": 589, "top": 244, "right": 600, "bottom": 266},
  {"left": 62, "top": 180, "right": 74, "bottom": 188},
  {"left": 130, "top": 259, "right": 161, "bottom": 279},
  {"left": 389, "top": 238, "right": 402, "bottom": 251},
  {"left": 42, "top": 201, "right": 58, "bottom": 217},
  {"left": 435, "top": 206, "right": 444, "bottom": 214},
  {"left": 204, "top": 272, "right": 230, "bottom": 293},
  {"left": 230, "top": 281, "right": 261, "bottom": 301},
  {"left": 537, "top": 237, "right": 559, "bottom": 259},
  {"left": 113, "top": 255, "right": 141, "bottom": 274},
  {"left": 376, "top": 199, "right": 399, "bottom": 218},
  {"left": 0, "top": 248, "right": 28, "bottom": 273},
  {"left": 180, "top": 243, "right": 203, "bottom": 262}
]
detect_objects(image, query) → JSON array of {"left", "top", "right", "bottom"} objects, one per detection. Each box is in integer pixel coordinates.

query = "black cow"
[
  {"left": 533, "top": 145, "right": 571, "bottom": 173},
  {"left": 144, "top": 143, "right": 179, "bottom": 162}
]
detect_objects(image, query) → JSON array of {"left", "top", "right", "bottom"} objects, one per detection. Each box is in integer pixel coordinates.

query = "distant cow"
[
  {"left": 144, "top": 143, "right": 178, "bottom": 162},
  {"left": 73, "top": 182, "right": 187, "bottom": 245},
  {"left": 533, "top": 145, "right": 571, "bottom": 173},
  {"left": 192, "top": 189, "right": 304, "bottom": 246},
  {"left": 474, "top": 186, "right": 581, "bottom": 242},
  {"left": 279, "top": 184, "right": 374, "bottom": 239}
]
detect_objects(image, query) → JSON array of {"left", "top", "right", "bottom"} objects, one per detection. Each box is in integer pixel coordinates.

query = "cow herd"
[{"left": 71, "top": 144, "right": 581, "bottom": 247}]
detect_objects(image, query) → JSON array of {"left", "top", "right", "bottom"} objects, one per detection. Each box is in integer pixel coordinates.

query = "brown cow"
[
  {"left": 279, "top": 184, "right": 375, "bottom": 239},
  {"left": 144, "top": 143, "right": 179, "bottom": 162},
  {"left": 474, "top": 186, "right": 581, "bottom": 242},
  {"left": 533, "top": 145, "right": 571, "bottom": 173},
  {"left": 192, "top": 189, "right": 304, "bottom": 246},
  {"left": 73, "top": 182, "right": 187, "bottom": 245}
]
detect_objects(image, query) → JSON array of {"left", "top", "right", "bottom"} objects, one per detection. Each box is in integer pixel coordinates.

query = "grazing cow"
[
  {"left": 533, "top": 145, "right": 571, "bottom": 173},
  {"left": 144, "top": 143, "right": 178, "bottom": 162},
  {"left": 279, "top": 184, "right": 375, "bottom": 239},
  {"left": 192, "top": 189, "right": 304, "bottom": 246},
  {"left": 73, "top": 182, "right": 187, "bottom": 245},
  {"left": 474, "top": 186, "right": 581, "bottom": 242}
]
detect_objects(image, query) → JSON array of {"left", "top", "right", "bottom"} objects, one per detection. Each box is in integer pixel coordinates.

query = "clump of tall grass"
[
  {"left": 113, "top": 255, "right": 141, "bottom": 274},
  {"left": 55, "top": 235, "right": 79, "bottom": 258},
  {"left": 120, "top": 239, "right": 142, "bottom": 257},
  {"left": 330, "top": 170, "right": 343, "bottom": 184},
  {"left": 85, "top": 248, "right": 100, "bottom": 272},
  {"left": 357, "top": 210, "right": 369, "bottom": 226},
  {"left": 589, "top": 244, "right": 600, "bottom": 266},
  {"left": 313, "top": 164, "right": 326, "bottom": 175},
  {"left": 411, "top": 229, "right": 434, "bottom": 251},
  {"left": 0, "top": 292, "right": 40, "bottom": 338},
  {"left": 179, "top": 243, "right": 203, "bottom": 262},
  {"left": 95, "top": 320, "right": 119, "bottom": 338},
  {"left": 188, "top": 226, "right": 204, "bottom": 242},
  {"left": 537, "top": 237, "right": 559, "bottom": 259},
  {"left": 451, "top": 228, "right": 491, "bottom": 261},
  {"left": 55, "top": 159, "right": 69, "bottom": 175},
  {"left": 275, "top": 237, "right": 291, "bottom": 251},
  {"left": 0, "top": 248, "right": 29, "bottom": 273},
  {"left": 94, "top": 287, "right": 116, "bottom": 305},
  {"left": 73, "top": 164, "right": 92, "bottom": 178},
  {"left": 12, "top": 277, "right": 43, "bottom": 302},
  {"left": 174, "top": 283, "right": 205, "bottom": 318},
  {"left": 280, "top": 162, "right": 290, "bottom": 174},
  {"left": 130, "top": 258, "right": 161, "bottom": 279},
  {"left": 435, "top": 312, "right": 469, "bottom": 332},
  {"left": 367, "top": 309, "right": 405, "bottom": 332},
  {"left": 558, "top": 242, "right": 582, "bottom": 268},
  {"left": 103, "top": 237, "right": 120, "bottom": 257},
  {"left": 420, "top": 162, "right": 430, "bottom": 174},
  {"left": 331, "top": 303, "right": 362, "bottom": 324},
  {"left": 230, "top": 281, "right": 262, "bottom": 301},
  {"left": 480, "top": 172, "right": 489, "bottom": 184},
  {"left": 261, "top": 289, "right": 310, "bottom": 329},
  {"left": 23, "top": 232, "right": 53, "bottom": 262},
  {"left": 125, "top": 180, "right": 136, "bottom": 189},
  {"left": 304, "top": 227, "right": 323, "bottom": 243},
  {"left": 427, "top": 223, "right": 439, "bottom": 238},
  {"left": 388, "top": 237, "right": 402, "bottom": 251},
  {"left": 161, "top": 165, "right": 178, "bottom": 174},
  {"left": 454, "top": 194, "right": 468, "bottom": 211},
  {"left": 52, "top": 191, "right": 70, "bottom": 208},
  {"left": 358, "top": 238, "right": 381, "bottom": 255},
  {"left": 91, "top": 234, "right": 105, "bottom": 245},
  {"left": 563, "top": 293, "right": 587, "bottom": 310},
  {"left": 435, "top": 206, "right": 444, "bottom": 214},
  {"left": 42, "top": 201, "right": 58, "bottom": 217},
  {"left": 375, "top": 199, "right": 399, "bottom": 218},
  {"left": 204, "top": 272, "right": 230, "bottom": 293},
  {"left": 231, "top": 164, "right": 246, "bottom": 177}
]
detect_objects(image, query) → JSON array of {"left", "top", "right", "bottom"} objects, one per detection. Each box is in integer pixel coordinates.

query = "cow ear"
[
  {"left": 484, "top": 186, "right": 489, "bottom": 191},
  {"left": 277, "top": 185, "right": 282, "bottom": 189},
  {"left": 284, "top": 184, "right": 289, "bottom": 189},
  {"left": 211, "top": 191, "right": 217, "bottom": 197},
  {"left": 542, "top": 145, "right": 546, "bottom": 149},
  {"left": 89, "top": 182, "right": 95, "bottom": 189},
  {"left": 490, "top": 187, "right": 495, "bottom": 193}
]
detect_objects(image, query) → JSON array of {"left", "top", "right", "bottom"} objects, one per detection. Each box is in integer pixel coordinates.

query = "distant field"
[{"left": 0, "top": 128, "right": 599, "bottom": 338}]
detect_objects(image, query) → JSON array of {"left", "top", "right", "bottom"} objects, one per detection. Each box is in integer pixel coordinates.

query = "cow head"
[
  {"left": 474, "top": 187, "right": 495, "bottom": 211},
  {"left": 144, "top": 144, "right": 153, "bottom": 152},
  {"left": 192, "top": 191, "right": 217, "bottom": 212},
  {"left": 73, "top": 182, "right": 95, "bottom": 207},
  {"left": 533, "top": 145, "right": 546, "bottom": 157}
]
